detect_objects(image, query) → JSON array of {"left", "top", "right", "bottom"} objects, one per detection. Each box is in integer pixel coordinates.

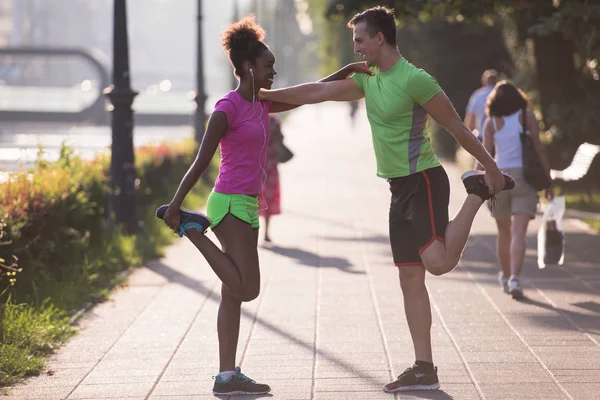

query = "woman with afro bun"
[{"left": 159, "top": 15, "right": 371, "bottom": 395}]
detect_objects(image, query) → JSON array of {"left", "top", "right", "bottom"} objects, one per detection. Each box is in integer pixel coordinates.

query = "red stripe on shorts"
[{"left": 395, "top": 262, "right": 425, "bottom": 267}]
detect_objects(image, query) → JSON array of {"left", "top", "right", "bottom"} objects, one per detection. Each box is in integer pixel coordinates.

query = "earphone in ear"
[{"left": 250, "top": 68, "right": 256, "bottom": 103}]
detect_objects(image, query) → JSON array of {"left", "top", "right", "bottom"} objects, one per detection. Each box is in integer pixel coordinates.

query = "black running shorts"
[{"left": 388, "top": 166, "right": 450, "bottom": 267}]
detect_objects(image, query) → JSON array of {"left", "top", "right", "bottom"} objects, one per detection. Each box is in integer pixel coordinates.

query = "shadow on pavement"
[
  {"left": 147, "top": 260, "right": 385, "bottom": 386},
  {"left": 261, "top": 244, "right": 363, "bottom": 275},
  {"left": 313, "top": 228, "right": 600, "bottom": 338},
  {"left": 215, "top": 394, "right": 273, "bottom": 400},
  {"left": 395, "top": 390, "right": 456, "bottom": 399},
  {"left": 466, "top": 234, "right": 600, "bottom": 290},
  {"left": 286, "top": 209, "right": 383, "bottom": 237},
  {"left": 572, "top": 301, "right": 600, "bottom": 314}
]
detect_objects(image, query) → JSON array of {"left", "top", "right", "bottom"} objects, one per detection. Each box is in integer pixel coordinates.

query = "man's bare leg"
[
  {"left": 420, "top": 194, "right": 483, "bottom": 276},
  {"left": 399, "top": 266, "right": 433, "bottom": 363},
  {"left": 421, "top": 170, "right": 514, "bottom": 276}
]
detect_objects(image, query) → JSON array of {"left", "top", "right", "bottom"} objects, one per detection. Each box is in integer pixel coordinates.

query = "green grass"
[
  {"left": 563, "top": 191, "right": 600, "bottom": 232},
  {"left": 584, "top": 219, "right": 600, "bottom": 231},
  {"left": 0, "top": 301, "right": 74, "bottom": 385},
  {"left": 563, "top": 191, "right": 600, "bottom": 213}
]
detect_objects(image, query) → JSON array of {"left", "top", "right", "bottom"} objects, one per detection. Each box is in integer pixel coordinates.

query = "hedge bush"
[{"left": 0, "top": 139, "right": 214, "bottom": 386}]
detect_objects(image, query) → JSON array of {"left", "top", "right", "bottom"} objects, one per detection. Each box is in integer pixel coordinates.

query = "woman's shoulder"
[
  {"left": 484, "top": 115, "right": 505, "bottom": 135},
  {"left": 517, "top": 109, "right": 536, "bottom": 123},
  {"left": 216, "top": 91, "right": 240, "bottom": 105}
]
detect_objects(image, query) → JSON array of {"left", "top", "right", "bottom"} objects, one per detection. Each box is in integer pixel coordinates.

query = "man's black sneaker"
[
  {"left": 383, "top": 366, "right": 440, "bottom": 392},
  {"left": 461, "top": 170, "right": 515, "bottom": 201},
  {"left": 155, "top": 204, "right": 211, "bottom": 237},
  {"left": 212, "top": 367, "right": 271, "bottom": 396}
]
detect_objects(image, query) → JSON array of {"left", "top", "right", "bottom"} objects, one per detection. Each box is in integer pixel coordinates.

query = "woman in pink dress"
[{"left": 259, "top": 115, "right": 283, "bottom": 242}]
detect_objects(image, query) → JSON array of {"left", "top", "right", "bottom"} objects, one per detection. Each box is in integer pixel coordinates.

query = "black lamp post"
[
  {"left": 104, "top": 0, "right": 138, "bottom": 233},
  {"left": 194, "top": 0, "right": 207, "bottom": 143}
]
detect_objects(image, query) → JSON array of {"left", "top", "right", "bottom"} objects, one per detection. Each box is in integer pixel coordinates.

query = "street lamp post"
[
  {"left": 195, "top": 0, "right": 207, "bottom": 143},
  {"left": 104, "top": 0, "right": 138, "bottom": 233}
]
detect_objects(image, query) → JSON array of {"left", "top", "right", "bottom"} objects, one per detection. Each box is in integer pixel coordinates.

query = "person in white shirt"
[
  {"left": 465, "top": 69, "right": 498, "bottom": 141},
  {"left": 480, "top": 81, "right": 554, "bottom": 299}
]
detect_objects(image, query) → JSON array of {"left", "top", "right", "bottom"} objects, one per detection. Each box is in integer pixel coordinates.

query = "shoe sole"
[
  {"left": 504, "top": 176, "right": 515, "bottom": 190},
  {"left": 155, "top": 204, "right": 211, "bottom": 232},
  {"left": 460, "top": 170, "right": 515, "bottom": 191},
  {"left": 460, "top": 170, "right": 480, "bottom": 180},
  {"left": 155, "top": 204, "right": 169, "bottom": 219},
  {"left": 156, "top": 204, "right": 207, "bottom": 220},
  {"left": 383, "top": 383, "right": 441, "bottom": 392},
  {"left": 510, "top": 289, "right": 524, "bottom": 299},
  {"left": 212, "top": 389, "right": 271, "bottom": 395}
]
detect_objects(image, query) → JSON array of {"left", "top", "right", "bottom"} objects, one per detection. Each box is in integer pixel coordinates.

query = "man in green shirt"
[{"left": 261, "top": 6, "right": 513, "bottom": 392}]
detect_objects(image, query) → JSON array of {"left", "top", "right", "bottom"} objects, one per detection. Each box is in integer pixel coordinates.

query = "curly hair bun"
[{"left": 221, "top": 14, "right": 266, "bottom": 52}]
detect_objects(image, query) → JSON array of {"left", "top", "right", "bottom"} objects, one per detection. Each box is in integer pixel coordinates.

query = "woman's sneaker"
[
  {"left": 461, "top": 170, "right": 515, "bottom": 201},
  {"left": 508, "top": 276, "right": 524, "bottom": 299},
  {"left": 155, "top": 204, "right": 211, "bottom": 237},
  {"left": 383, "top": 365, "right": 440, "bottom": 393},
  {"left": 499, "top": 272, "right": 509, "bottom": 294},
  {"left": 212, "top": 367, "right": 271, "bottom": 396}
]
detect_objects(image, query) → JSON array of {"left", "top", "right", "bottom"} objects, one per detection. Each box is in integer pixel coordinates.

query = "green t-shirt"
[{"left": 352, "top": 58, "right": 442, "bottom": 178}]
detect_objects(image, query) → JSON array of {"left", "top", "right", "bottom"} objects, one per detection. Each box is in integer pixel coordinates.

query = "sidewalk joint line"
[
  {"left": 310, "top": 229, "right": 323, "bottom": 400},
  {"left": 528, "top": 282, "right": 600, "bottom": 349},
  {"left": 357, "top": 226, "right": 397, "bottom": 399},
  {"left": 464, "top": 237, "right": 574, "bottom": 400},
  {"left": 238, "top": 273, "right": 274, "bottom": 367},
  {"left": 469, "top": 276, "right": 573, "bottom": 400},
  {"left": 430, "top": 295, "right": 487, "bottom": 400},
  {"left": 473, "top": 235, "right": 600, "bottom": 348},
  {"left": 552, "top": 264, "right": 599, "bottom": 295},
  {"left": 64, "top": 286, "right": 166, "bottom": 399},
  {"left": 144, "top": 279, "right": 220, "bottom": 400}
]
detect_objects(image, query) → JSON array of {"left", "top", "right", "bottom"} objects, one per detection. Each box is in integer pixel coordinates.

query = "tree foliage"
[{"left": 323, "top": 0, "right": 600, "bottom": 168}]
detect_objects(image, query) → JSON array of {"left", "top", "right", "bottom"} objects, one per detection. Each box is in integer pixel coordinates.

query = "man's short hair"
[
  {"left": 347, "top": 6, "right": 397, "bottom": 46},
  {"left": 482, "top": 69, "right": 498, "bottom": 86}
]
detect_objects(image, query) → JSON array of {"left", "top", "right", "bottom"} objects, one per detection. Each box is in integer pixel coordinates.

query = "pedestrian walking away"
[
  {"left": 465, "top": 69, "right": 498, "bottom": 141},
  {"left": 479, "top": 80, "right": 554, "bottom": 299}
]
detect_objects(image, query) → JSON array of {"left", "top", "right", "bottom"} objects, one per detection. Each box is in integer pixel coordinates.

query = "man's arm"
[
  {"left": 423, "top": 92, "right": 496, "bottom": 169},
  {"left": 422, "top": 92, "right": 505, "bottom": 193},
  {"left": 263, "top": 79, "right": 364, "bottom": 105},
  {"left": 269, "top": 62, "right": 370, "bottom": 113}
]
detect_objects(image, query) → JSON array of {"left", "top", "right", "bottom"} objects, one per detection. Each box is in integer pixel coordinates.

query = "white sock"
[
  {"left": 218, "top": 370, "right": 236, "bottom": 381},
  {"left": 509, "top": 274, "right": 519, "bottom": 281}
]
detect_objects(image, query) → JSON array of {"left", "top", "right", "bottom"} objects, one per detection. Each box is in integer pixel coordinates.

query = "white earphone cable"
[{"left": 250, "top": 69, "right": 268, "bottom": 213}]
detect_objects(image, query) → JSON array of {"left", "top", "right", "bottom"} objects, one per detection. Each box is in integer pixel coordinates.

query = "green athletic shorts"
[{"left": 206, "top": 191, "right": 260, "bottom": 230}]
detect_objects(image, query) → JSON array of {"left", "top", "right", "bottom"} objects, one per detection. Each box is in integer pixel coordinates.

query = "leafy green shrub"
[{"left": 0, "top": 139, "right": 215, "bottom": 386}]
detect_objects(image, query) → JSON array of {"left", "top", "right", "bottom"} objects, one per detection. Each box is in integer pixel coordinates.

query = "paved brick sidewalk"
[{"left": 4, "top": 104, "right": 600, "bottom": 399}]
